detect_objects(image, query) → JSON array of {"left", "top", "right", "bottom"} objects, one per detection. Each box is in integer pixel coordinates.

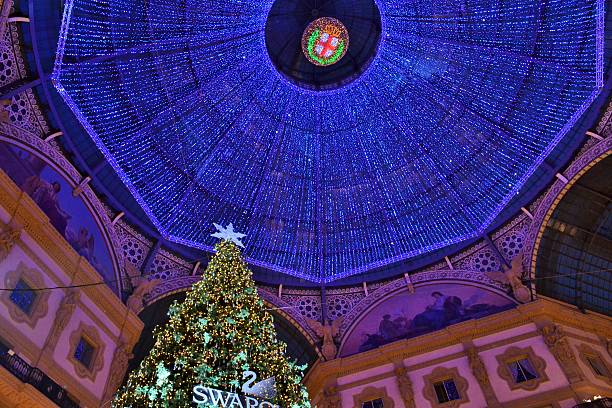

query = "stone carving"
[
  {"left": 46, "top": 289, "right": 79, "bottom": 351},
  {"left": 126, "top": 277, "right": 160, "bottom": 313},
  {"left": 102, "top": 338, "right": 134, "bottom": 403},
  {"left": 485, "top": 252, "right": 530, "bottom": 303},
  {"left": 320, "top": 386, "right": 340, "bottom": 408},
  {"left": 306, "top": 317, "right": 343, "bottom": 360},
  {"left": 0, "top": 224, "right": 20, "bottom": 262},
  {"left": 467, "top": 347, "right": 500, "bottom": 407},
  {"left": 395, "top": 367, "right": 415, "bottom": 408},
  {"left": 540, "top": 324, "right": 583, "bottom": 383}
]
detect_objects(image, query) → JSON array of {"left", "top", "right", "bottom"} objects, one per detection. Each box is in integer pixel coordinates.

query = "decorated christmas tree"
[{"left": 114, "top": 226, "right": 311, "bottom": 407}]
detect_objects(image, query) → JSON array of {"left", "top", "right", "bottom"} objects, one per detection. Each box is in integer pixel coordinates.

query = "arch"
[
  {"left": 338, "top": 281, "right": 516, "bottom": 357},
  {"left": 0, "top": 134, "right": 123, "bottom": 293}
]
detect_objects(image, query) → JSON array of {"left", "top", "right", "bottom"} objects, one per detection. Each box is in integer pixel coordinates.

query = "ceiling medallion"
[{"left": 301, "top": 17, "right": 349, "bottom": 66}]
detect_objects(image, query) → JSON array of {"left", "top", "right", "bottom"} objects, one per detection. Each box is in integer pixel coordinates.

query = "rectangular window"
[
  {"left": 433, "top": 379, "right": 460, "bottom": 403},
  {"left": 362, "top": 398, "right": 384, "bottom": 408},
  {"left": 508, "top": 358, "right": 538, "bottom": 383},
  {"left": 74, "top": 337, "right": 95, "bottom": 369},
  {"left": 586, "top": 356, "right": 609, "bottom": 377},
  {"left": 9, "top": 279, "right": 36, "bottom": 315}
]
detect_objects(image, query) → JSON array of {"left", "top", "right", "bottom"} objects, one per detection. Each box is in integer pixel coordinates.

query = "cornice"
[{"left": 304, "top": 299, "right": 612, "bottom": 396}]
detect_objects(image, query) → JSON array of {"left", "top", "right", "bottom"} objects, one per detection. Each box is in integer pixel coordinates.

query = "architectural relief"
[
  {"left": 466, "top": 347, "right": 500, "bottom": 407},
  {"left": 46, "top": 289, "right": 79, "bottom": 351},
  {"left": 540, "top": 324, "right": 583, "bottom": 383},
  {"left": 485, "top": 252, "right": 530, "bottom": 303},
  {"left": 394, "top": 367, "right": 416, "bottom": 408},
  {"left": 306, "top": 317, "right": 343, "bottom": 360},
  {"left": 320, "top": 386, "right": 341, "bottom": 408},
  {"left": 0, "top": 222, "right": 19, "bottom": 262},
  {"left": 102, "top": 337, "right": 134, "bottom": 403}
]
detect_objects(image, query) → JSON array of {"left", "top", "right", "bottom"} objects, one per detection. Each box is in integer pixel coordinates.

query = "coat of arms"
[{"left": 302, "top": 17, "right": 349, "bottom": 66}]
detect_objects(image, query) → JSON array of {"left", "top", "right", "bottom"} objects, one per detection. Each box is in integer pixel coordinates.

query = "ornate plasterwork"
[
  {"left": 102, "top": 337, "right": 135, "bottom": 403},
  {"left": 422, "top": 366, "right": 469, "bottom": 408},
  {"left": 1, "top": 262, "right": 50, "bottom": 328},
  {"left": 46, "top": 289, "right": 80, "bottom": 351},
  {"left": 68, "top": 322, "right": 105, "bottom": 382},
  {"left": 394, "top": 367, "right": 416, "bottom": 408},
  {"left": 539, "top": 324, "right": 584, "bottom": 383},
  {"left": 495, "top": 346, "right": 549, "bottom": 391},
  {"left": 352, "top": 386, "right": 395, "bottom": 408},
  {"left": 576, "top": 343, "right": 612, "bottom": 384}
]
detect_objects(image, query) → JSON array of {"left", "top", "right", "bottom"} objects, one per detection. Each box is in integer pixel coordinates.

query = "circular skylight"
[{"left": 53, "top": 0, "right": 604, "bottom": 283}]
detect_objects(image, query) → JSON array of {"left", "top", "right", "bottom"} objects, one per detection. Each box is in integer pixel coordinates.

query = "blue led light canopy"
[{"left": 53, "top": 0, "right": 604, "bottom": 283}]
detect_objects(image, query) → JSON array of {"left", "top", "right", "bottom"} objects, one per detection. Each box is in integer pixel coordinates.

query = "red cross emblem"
[{"left": 314, "top": 31, "right": 340, "bottom": 59}]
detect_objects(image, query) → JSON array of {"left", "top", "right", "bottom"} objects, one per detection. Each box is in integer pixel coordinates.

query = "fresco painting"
[
  {"left": 340, "top": 283, "right": 515, "bottom": 356},
  {"left": 0, "top": 142, "right": 117, "bottom": 291}
]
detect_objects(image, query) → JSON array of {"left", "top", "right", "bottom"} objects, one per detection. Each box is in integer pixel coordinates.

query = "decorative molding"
[
  {"left": 45, "top": 289, "right": 79, "bottom": 352},
  {"left": 67, "top": 322, "right": 105, "bottom": 382},
  {"left": 102, "top": 337, "right": 135, "bottom": 403},
  {"left": 0, "top": 221, "right": 20, "bottom": 262},
  {"left": 352, "top": 386, "right": 395, "bottom": 408},
  {"left": 576, "top": 343, "right": 612, "bottom": 385},
  {"left": 540, "top": 324, "right": 584, "bottom": 384},
  {"left": 1, "top": 261, "right": 49, "bottom": 328},
  {"left": 495, "top": 346, "right": 549, "bottom": 391},
  {"left": 466, "top": 347, "right": 500, "bottom": 407},
  {"left": 394, "top": 367, "right": 415, "bottom": 408},
  {"left": 422, "top": 366, "right": 469, "bottom": 408}
]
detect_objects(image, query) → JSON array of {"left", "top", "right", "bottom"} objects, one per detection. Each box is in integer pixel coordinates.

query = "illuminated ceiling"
[{"left": 53, "top": 0, "right": 605, "bottom": 282}]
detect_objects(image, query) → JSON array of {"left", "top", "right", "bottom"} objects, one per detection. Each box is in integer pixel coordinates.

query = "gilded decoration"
[
  {"left": 422, "top": 366, "right": 469, "bottom": 408},
  {"left": 102, "top": 337, "right": 134, "bottom": 403},
  {"left": 576, "top": 343, "right": 612, "bottom": 384},
  {"left": 352, "top": 386, "right": 395, "bottom": 408},
  {"left": 0, "top": 221, "right": 20, "bottom": 262},
  {"left": 1, "top": 261, "right": 49, "bottom": 328},
  {"left": 68, "top": 322, "right": 105, "bottom": 382},
  {"left": 495, "top": 346, "right": 549, "bottom": 391},
  {"left": 466, "top": 347, "right": 500, "bottom": 407},
  {"left": 539, "top": 324, "right": 584, "bottom": 383},
  {"left": 45, "top": 289, "right": 79, "bottom": 351},
  {"left": 394, "top": 367, "right": 416, "bottom": 408}
]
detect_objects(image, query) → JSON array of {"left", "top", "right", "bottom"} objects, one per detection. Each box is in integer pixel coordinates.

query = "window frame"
[
  {"left": 353, "top": 386, "right": 395, "bottom": 408},
  {"left": 422, "top": 367, "right": 469, "bottom": 408},
  {"left": 496, "top": 346, "right": 548, "bottom": 391},
  {"left": 576, "top": 343, "right": 612, "bottom": 385},
  {"left": 1, "top": 262, "right": 49, "bottom": 328},
  {"left": 68, "top": 322, "right": 105, "bottom": 381}
]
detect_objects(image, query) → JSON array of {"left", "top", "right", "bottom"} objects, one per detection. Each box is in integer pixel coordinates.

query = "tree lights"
[{"left": 53, "top": 0, "right": 604, "bottom": 282}]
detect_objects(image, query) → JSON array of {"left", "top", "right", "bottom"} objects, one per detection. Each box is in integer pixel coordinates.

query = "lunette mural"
[
  {"left": 0, "top": 141, "right": 117, "bottom": 292},
  {"left": 340, "top": 283, "right": 515, "bottom": 356}
]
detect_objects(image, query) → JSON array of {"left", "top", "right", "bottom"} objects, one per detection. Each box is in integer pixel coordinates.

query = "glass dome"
[{"left": 53, "top": 0, "right": 604, "bottom": 282}]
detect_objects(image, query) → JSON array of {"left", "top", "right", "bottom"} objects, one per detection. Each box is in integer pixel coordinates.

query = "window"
[
  {"left": 496, "top": 346, "right": 548, "bottom": 391},
  {"left": 507, "top": 358, "right": 538, "bottom": 383},
  {"left": 9, "top": 279, "right": 36, "bottom": 314},
  {"left": 74, "top": 337, "right": 95, "bottom": 368},
  {"left": 586, "top": 356, "right": 609, "bottom": 377},
  {"left": 1, "top": 263, "right": 49, "bottom": 328},
  {"left": 423, "top": 367, "right": 469, "bottom": 407},
  {"left": 577, "top": 343, "right": 612, "bottom": 383},
  {"left": 68, "top": 323, "right": 105, "bottom": 380},
  {"left": 433, "top": 379, "right": 460, "bottom": 403},
  {"left": 362, "top": 398, "right": 384, "bottom": 408}
]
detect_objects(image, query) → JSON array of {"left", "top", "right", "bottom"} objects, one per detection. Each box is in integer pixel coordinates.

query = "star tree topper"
[{"left": 211, "top": 223, "right": 246, "bottom": 248}]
